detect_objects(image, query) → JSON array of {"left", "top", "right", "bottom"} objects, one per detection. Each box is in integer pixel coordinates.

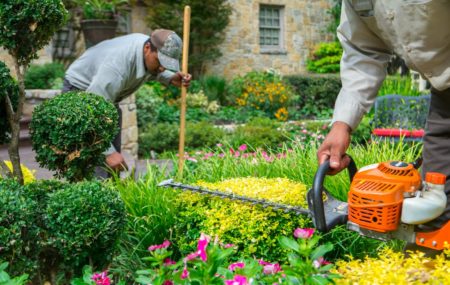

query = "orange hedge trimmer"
[{"left": 159, "top": 158, "right": 449, "bottom": 251}]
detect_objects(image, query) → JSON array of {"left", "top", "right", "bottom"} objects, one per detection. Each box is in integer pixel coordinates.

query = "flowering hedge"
[{"left": 174, "top": 177, "right": 311, "bottom": 261}]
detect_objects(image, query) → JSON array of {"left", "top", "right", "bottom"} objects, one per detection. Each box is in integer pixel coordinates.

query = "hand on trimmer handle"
[{"left": 308, "top": 156, "right": 357, "bottom": 233}]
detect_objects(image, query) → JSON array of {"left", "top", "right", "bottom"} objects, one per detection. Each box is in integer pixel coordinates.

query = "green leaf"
[
  {"left": 307, "top": 274, "right": 332, "bottom": 285},
  {"left": 279, "top": 236, "right": 300, "bottom": 252},
  {"left": 135, "top": 276, "right": 154, "bottom": 284},
  {"left": 310, "top": 243, "right": 333, "bottom": 261}
]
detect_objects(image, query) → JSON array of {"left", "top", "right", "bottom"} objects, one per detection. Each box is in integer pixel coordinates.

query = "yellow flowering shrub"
[
  {"left": 175, "top": 177, "right": 311, "bottom": 260},
  {"left": 231, "top": 71, "right": 294, "bottom": 121},
  {"left": 0, "top": 161, "right": 35, "bottom": 184},
  {"left": 334, "top": 247, "right": 450, "bottom": 284}
]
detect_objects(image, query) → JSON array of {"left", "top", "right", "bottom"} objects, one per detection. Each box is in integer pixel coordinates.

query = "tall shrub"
[
  {"left": 30, "top": 91, "right": 119, "bottom": 182},
  {"left": 144, "top": 0, "right": 231, "bottom": 77},
  {"left": 0, "top": 0, "right": 68, "bottom": 184}
]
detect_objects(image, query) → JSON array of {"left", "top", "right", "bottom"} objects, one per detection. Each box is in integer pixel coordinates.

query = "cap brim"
[{"left": 158, "top": 51, "right": 180, "bottom": 72}]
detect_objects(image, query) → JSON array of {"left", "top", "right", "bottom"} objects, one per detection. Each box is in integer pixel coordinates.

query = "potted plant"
[{"left": 73, "top": 0, "right": 128, "bottom": 48}]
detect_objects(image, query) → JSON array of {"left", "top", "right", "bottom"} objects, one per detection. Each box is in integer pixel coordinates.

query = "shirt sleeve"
[
  {"left": 157, "top": 70, "right": 176, "bottom": 86},
  {"left": 86, "top": 63, "right": 126, "bottom": 103},
  {"left": 332, "top": 0, "right": 392, "bottom": 130}
]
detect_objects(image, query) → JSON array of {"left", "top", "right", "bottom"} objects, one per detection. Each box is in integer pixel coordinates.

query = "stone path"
[{"left": 0, "top": 144, "right": 173, "bottom": 180}]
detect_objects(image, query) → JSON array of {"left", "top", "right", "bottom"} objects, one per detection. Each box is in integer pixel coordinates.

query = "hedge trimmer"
[{"left": 159, "top": 158, "right": 450, "bottom": 251}]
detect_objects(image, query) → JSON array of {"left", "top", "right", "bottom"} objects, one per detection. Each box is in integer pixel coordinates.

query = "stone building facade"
[{"left": 203, "top": 0, "right": 334, "bottom": 78}]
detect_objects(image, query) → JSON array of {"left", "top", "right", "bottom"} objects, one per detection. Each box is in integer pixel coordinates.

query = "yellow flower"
[
  {"left": 1, "top": 161, "right": 36, "bottom": 184},
  {"left": 274, "top": 107, "right": 289, "bottom": 121}
]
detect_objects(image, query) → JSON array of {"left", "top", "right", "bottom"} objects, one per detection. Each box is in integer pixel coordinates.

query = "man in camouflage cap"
[{"left": 63, "top": 29, "right": 191, "bottom": 175}]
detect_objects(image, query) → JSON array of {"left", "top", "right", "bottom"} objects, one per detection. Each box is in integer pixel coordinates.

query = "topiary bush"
[
  {"left": 0, "top": 179, "right": 39, "bottom": 277},
  {"left": 24, "top": 62, "right": 65, "bottom": 89},
  {"left": 30, "top": 91, "right": 119, "bottom": 182},
  {"left": 0, "top": 61, "right": 19, "bottom": 145},
  {"left": 0, "top": 0, "right": 68, "bottom": 66},
  {"left": 0, "top": 0, "right": 68, "bottom": 184},
  {"left": 45, "top": 181, "right": 126, "bottom": 271}
]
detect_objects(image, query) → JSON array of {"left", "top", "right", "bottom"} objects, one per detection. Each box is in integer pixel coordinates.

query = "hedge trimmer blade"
[{"left": 158, "top": 179, "right": 311, "bottom": 216}]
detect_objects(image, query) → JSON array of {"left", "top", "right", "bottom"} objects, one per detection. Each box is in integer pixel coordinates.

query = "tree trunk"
[
  {"left": 7, "top": 57, "right": 26, "bottom": 184},
  {"left": 0, "top": 159, "right": 11, "bottom": 178}
]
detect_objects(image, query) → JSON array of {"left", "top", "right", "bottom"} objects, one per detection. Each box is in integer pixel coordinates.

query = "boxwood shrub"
[
  {"left": 0, "top": 179, "right": 39, "bottom": 277},
  {"left": 0, "top": 179, "right": 126, "bottom": 281},
  {"left": 30, "top": 91, "right": 119, "bottom": 181},
  {"left": 45, "top": 181, "right": 126, "bottom": 270}
]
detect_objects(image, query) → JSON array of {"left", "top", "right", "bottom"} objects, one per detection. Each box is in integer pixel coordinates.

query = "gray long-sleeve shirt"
[
  {"left": 333, "top": 0, "right": 450, "bottom": 130},
  {"left": 65, "top": 33, "right": 174, "bottom": 103}
]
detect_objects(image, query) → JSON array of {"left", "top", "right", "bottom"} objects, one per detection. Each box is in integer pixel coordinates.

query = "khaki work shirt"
[{"left": 333, "top": 0, "right": 450, "bottom": 130}]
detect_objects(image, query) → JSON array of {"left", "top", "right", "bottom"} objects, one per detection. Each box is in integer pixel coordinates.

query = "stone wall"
[
  {"left": 203, "top": 0, "right": 334, "bottom": 79},
  {"left": 23, "top": 90, "right": 138, "bottom": 159}
]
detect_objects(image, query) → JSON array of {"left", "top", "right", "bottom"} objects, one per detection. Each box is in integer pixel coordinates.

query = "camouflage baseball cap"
[{"left": 150, "top": 29, "right": 182, "bottom": 72}]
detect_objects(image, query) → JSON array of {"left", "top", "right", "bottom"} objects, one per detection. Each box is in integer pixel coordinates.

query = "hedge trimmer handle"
[{"left": 308, "top": 156, "right": 357, "bottom": 233}]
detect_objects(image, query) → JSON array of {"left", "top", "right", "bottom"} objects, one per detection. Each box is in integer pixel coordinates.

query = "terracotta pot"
[{"left": 81, "top": 19, "right": 118, "bottom": 48}]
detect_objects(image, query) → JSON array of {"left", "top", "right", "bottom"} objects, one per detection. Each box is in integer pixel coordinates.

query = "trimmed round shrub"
[
  {"left": 0, "top": 179, "right": 39, "bottom": 277},
  {"left": 0, "top": 0, "right": 68, "bottom": 65},
  {"left": 45, "top": 181, "right": 126, "bottom": 270},
  {"left": 0, "top": 62, "right": 19, "bottom": 145},
  {"left": 30, "top": 91, "right": 119, "bottom": 181}
]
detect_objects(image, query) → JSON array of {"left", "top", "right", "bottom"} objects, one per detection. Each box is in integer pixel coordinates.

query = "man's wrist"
[{"left": 332, "top": 121, "right": 352, "bottom": 133}]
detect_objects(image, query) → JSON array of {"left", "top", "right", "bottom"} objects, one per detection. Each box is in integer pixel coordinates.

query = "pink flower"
[
  {"left": 238, "top": 144, "right": 247, "bottom": 151},
  {"left": 228, "top": 262, "right": 245, "bottom": 271},
  {"left": 148, "top": 240, "right": 171, "bottom": 251},
  {"left": 225, "top": 275, "right": 249, "bottom": 285},
  {"left": 217, "top": 143, "right": 223, "bottom": 147},
  {"left": 313, "top": 257, "right": 331, "bottom": 269},
  {"left": 185, "top": 252, "right": 199, "bottom": 261},
  {"left": 258, "top": 259, "right": 270, "bottom": 266},
  {"left": 181, "top": 267, "right": 189, "bottom": 279},
  {"left": 224, "top": 243, "right": 235, "bottom": 248},
  {"left": 91, "top": 272, "right": 110, "bottom": 285},
  {"left": 263, "top": 263, "right": 281, "bottom": 275},
  {"left": 163, "top": 281, "right": 174, "bottom": 285},
  {"left": 197, "top": 233, "right": 210, "bottom": 261},
  {"left": 163, "top": 258, "right": 176, "bottom": 266},
  {"left": 293, "top": 228, "right": 315, "bottom": 239}
]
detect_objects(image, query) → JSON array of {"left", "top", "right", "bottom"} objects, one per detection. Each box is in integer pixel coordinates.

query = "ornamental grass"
[{"left": 334, "top": 247, "right": 450, "bottom": 284}]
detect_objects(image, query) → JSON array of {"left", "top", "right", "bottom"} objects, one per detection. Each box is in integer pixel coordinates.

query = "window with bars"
[{"left": 259, "top": 5, "right": 283, "bottom": 49}]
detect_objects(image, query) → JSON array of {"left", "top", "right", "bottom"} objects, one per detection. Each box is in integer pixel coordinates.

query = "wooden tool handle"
[{"left": 178, "top": 6, "right": 191, "bottom": 178}]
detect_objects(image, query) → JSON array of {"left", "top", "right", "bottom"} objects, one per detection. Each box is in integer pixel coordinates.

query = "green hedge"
[
  {"left": 0, "top": 179, "right": 126, "bottom": 282},
  {"left": 285, "top": 74, "right": 341, "bottom": 119},
  {"left": 24, "top": 63, "right": 65, "bottom": 89}
]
